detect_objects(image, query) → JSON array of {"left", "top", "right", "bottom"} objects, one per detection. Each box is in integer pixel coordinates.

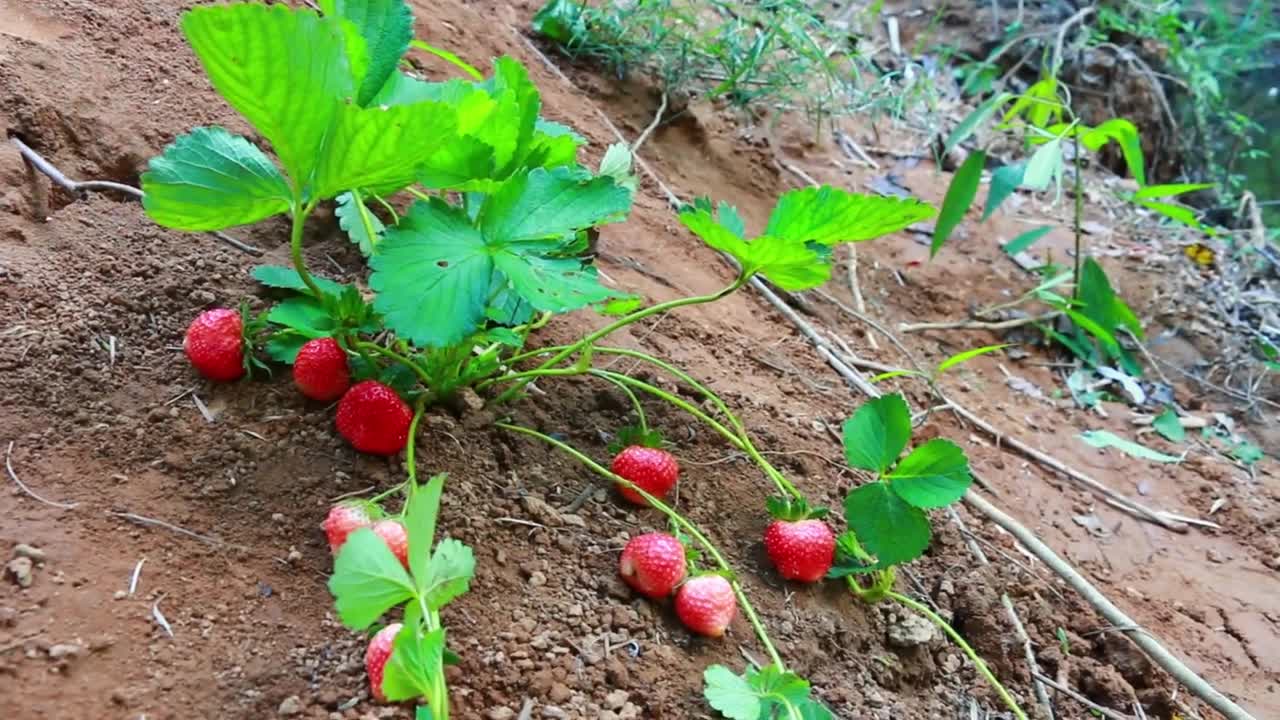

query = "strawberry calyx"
[
  {"left": 237, "top": 300, "right": 273, "bottom": 378},
  {"left": 608, "top": 425, "right": 665, "bottom": 455},
  {"left": 765, "top": 495, "right": 828, "bottom": 522}
]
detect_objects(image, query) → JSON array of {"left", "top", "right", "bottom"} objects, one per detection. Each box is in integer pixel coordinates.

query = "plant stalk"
[
  {"left": 288, "top": 203, "right": 325, "bottom": 300},
  {"left": 491, "top": 276, "right": 749, "bottom": 404},
  {"left": 887, "top": 591, "right": 1028, "bottom": 720}
]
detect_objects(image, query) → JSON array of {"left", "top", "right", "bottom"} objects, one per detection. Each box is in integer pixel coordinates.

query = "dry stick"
[
  {"left": 967, "top": 491, "right": 1258, "bottom": 720},
  {"left": 630, "top": 92, "right": 668, "bottom": 155},
  {"left": 949, "top": 506, "right": 1056, "bottom": 720},
  {"left": 10, "top": 137, "right": 263, "bottom": 256},
  {"left": 5, "top": 441, "right": 78, "bottom": 510},
  {"left": 899, "top": 312, "right": 1061, "bottom": 333},
  {"left": 1033, "top": 673, "right": 1131, "bottom": 720},
  {"left": 846, "top": 246, "right": 879, "bottom": 351},
  {"left": 833, "top": 129, "right": 880, "bottom": 170},
  {"left": 108, "top": 510, "right": 240, "bottom": 549},
  {"left": 941, "top": 397, "right": 1186, "bottom": 531}
]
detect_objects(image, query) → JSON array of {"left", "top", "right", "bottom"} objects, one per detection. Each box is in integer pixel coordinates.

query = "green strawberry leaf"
[
  {"left": 370, "top": 197, "right": 492, "bottom": 347},
  {"left": 405, "top": 474, "right": 446, "bottom": 595},
  {"left": 328, "top": 527, "right": 417, "bottom": 629},
  {"left": 474, "top": 58, "right": 541, "bottom": 176},
  {"left": 741, "top": 236, "right": 831, "bottom": 291},
  {"left": 764, "top": 186, "right": 935, "bottom": 245},
  {"left": 264, "top": 330, "right": 311, "bottom": 365},
  {"left": 381, "top": 624, "right": 446, "bottom": 702},
  {"left": 827, "top": 529, "right": 880, "bottom": 578},
  {"left": 841, "top": 393, "right": 912, "bottom": 473},
  {"left": 679, "top": 207, "right": 750, "bottom": 256},
  {"left": 182, "top": 3, "right": 359, "bottom": 190},
  {"left": 416, "top": 706, "right": 435, "bottom": 720},
  {"left": 420, "top": 538, "right": 475, "bottom": 610},
  {"left": 703, "top": 665, "right": 760, "bottom": 720},
  {"left": 886, "top": 439, "right": 972, "bottom": 509},
  {"left": 267, "top": 297, "right": 336, "bottom": 337},
  {"left": 313, "top": 98, "right": 458, "bottom": 198},
  {"left": 479, "top": 166, "right": 632, "bottom": 242},
  {"left": 335, "top": 191, "right": 386, "bottom": 256},
  {"left": 141, "top": 126, "right": 292, "bottom": 231},
  {"left": 843, "top": 482, "right": 931, "bottom": 568},
  {"left": 250, "top": 265, "right": 347, "bottom": 298},
  {"left": 317, "top": 0, "right": 414, "bottom": 107}
]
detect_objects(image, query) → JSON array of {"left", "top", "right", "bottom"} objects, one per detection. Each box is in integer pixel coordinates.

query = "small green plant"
[
  {"left": 529, "top": 0, "right": 927, "bottom": 129},
  {"left": 869, "top": 343, "right": 1009, "bottom": 387},
  {"left": 329, "top": 474, "right": 474, "bottom": 716}
]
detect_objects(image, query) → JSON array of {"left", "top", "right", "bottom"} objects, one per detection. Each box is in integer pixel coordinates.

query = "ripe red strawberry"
[
  {"left": 293, "top": 337, "right": 350, "bottom": 401},
  {"left": 365, "top": 622, "right": 401, "bottom": 703},
  {"left": 336, "top": 381, "right": 413, "bottom": 455},
  {"left": 763, "top": 519, "right": 836, "bottom": 582},
  {"left": 322, "top": 503, "right": 373, "bottom": 555},
  {"left": 611, "top": 446, "right": 679, "bottom": 505},
  {"left": 674, "top": 575, "right": 737, "bottom": 637},
  {"left": 372, "top": 519, "right": 409, "bottom": 568},
  {"left": 619, "top": 533, "right": 687, "bottom": 599},
  {"left": 183, "top": 308, "right": 244, "bottom": 381}
]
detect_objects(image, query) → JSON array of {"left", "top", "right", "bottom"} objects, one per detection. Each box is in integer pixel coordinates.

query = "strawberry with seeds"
[
  {"left": 619, "top": 532, "right": 687, "bottom": 598},
  {"left": 372, "top": 519, "right": 409, "bottom": 569},
  {"left": 184, "top": 307, "right": 246, "bottom": 381},
  {"left": 674, "top": 574, "right": 737, "bottom": 637},
  {"left": 365, "top": 622, "right": 401, "bottom": 703},
  {"left": 763, "top": 497, "right": 835, "bottom": 583},
  {"left": 610, "top": 427, "right": 679, "bottom": 505},
  {"left": 337, "top": 380, "right": 413, "bottom": 455},
  {"left": 294, "top": 337, "right": 350, "bottom": 401},
  {"left": 322, "top": 502, "right": 375, "bottom": 555}
]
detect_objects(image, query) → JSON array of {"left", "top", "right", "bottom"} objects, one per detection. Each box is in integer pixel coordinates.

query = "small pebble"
[{"left": 12, "top": 543, "right": 47, "bottom": 562}]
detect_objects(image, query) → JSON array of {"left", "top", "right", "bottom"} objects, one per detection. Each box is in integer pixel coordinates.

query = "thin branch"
[
  {"left": 845, "top": 246, "right": 878, "bottom": 349},
  {"left": 967, "top": 491, "right": 1258, "bottom": 720},
  {"left": 948, "top": 506, "right": 1055, "bottom": 719},
  {"left": 1034, "top": 673, "right": 1130, "bottom": 720},
  {"left": 5, "top": 441, "right": 78, "bottom": 510},
  {"left": 941, "top": 399, "right": 1187, "bottom": 531},
  {"left": 631, "top": 92, "right": 668, "bottom": 155},
  {"left": 899, "top": 312, "right": 1061, "bottom": 333},
  {"left": 11, "top": 137, "right": 263, "bottom": 256},
  {"left": 108, "top": 510, "right": 241, "bottom": 549}
]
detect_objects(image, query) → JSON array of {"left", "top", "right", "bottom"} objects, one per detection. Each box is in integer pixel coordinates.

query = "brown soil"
[{"left": 2, "top": 1, "right": 1277, "bottom": 719}]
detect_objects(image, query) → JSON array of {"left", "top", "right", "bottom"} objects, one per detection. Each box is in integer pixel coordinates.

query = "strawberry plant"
[
  {"left": 329, "top": 473, "right": 474, "bottom": 716},
  {"left": 830, "top": 393, "right": 1027, "bottom": 719},
  {"left": 143, "top": 0, "right": 639, "bottom": 410}
]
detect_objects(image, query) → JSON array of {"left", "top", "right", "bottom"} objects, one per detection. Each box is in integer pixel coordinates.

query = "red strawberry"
[
  {"left": 336, "top": 381, "right": 413, "bottom": 455},
  {"left": 365, "top": 622, "right": 401, "bottom": 702},
  {"left": 763, "top": 519, "right": 836, "bottom": 583},
  {"left": 674, "top": 575, "right": 737, "bottom": 637},
  {"left": 372, "top": 519, "right": 408, "bottom": 568},
  {"left": 611, "top": 446, "right": 679, "bottom": 505},
  {"left": 323, "top": 503, "right": 373, "bottom": 555},
  {"left": 183, "top": 308, "right": 244, "bottom": 381},
  {"left": 293, "top": 337, "right": 350, "bottom": 401},
  {"left": 619, "top": 533, "right": 687, "bottom": 598}
]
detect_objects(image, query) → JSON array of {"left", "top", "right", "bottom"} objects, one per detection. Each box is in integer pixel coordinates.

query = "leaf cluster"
[{"left": 833, "top": 394, "right": 972, "bottom": 574}]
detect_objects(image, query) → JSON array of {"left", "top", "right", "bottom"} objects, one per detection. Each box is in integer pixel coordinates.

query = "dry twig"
[
  {"left": 6, "top": 441, "right": 78, "bottom": 510},
  {"left": 899, "top": 313, "right": 1061, "bottom": 333},
  {"left": 968, "top": 492, "right": 1257, "bottom": 720},
  {"left": 11, "top": 136, "right": 263, "bottom": 256},
  {"left": 109, "top": 510, "right": 237, "bottom": 548}
]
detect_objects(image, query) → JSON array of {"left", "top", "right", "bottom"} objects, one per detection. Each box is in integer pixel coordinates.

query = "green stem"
[
  {"left": 406, "top": 396, "right": 428, "bottom": 484},
  {"left": 887, "top": 591, "right": 1028, "bottom": 720},
  {"left": 496, "top": 421, "right": 786, "bottom": 671},
  {"left": 406, "top": 186, "right": 433, "bottom": 203},
  {"left": 492, "top": 276, "right": 749, "bottom": 404},
  {"left": 597, "top": 373, "right": 648, "bottom": 433},
  {"left": 354, "top": 341, "right": 432, "bottom": 385},
  {"left": 289, "top": 203, "right": 324, "bottom": 300}
]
